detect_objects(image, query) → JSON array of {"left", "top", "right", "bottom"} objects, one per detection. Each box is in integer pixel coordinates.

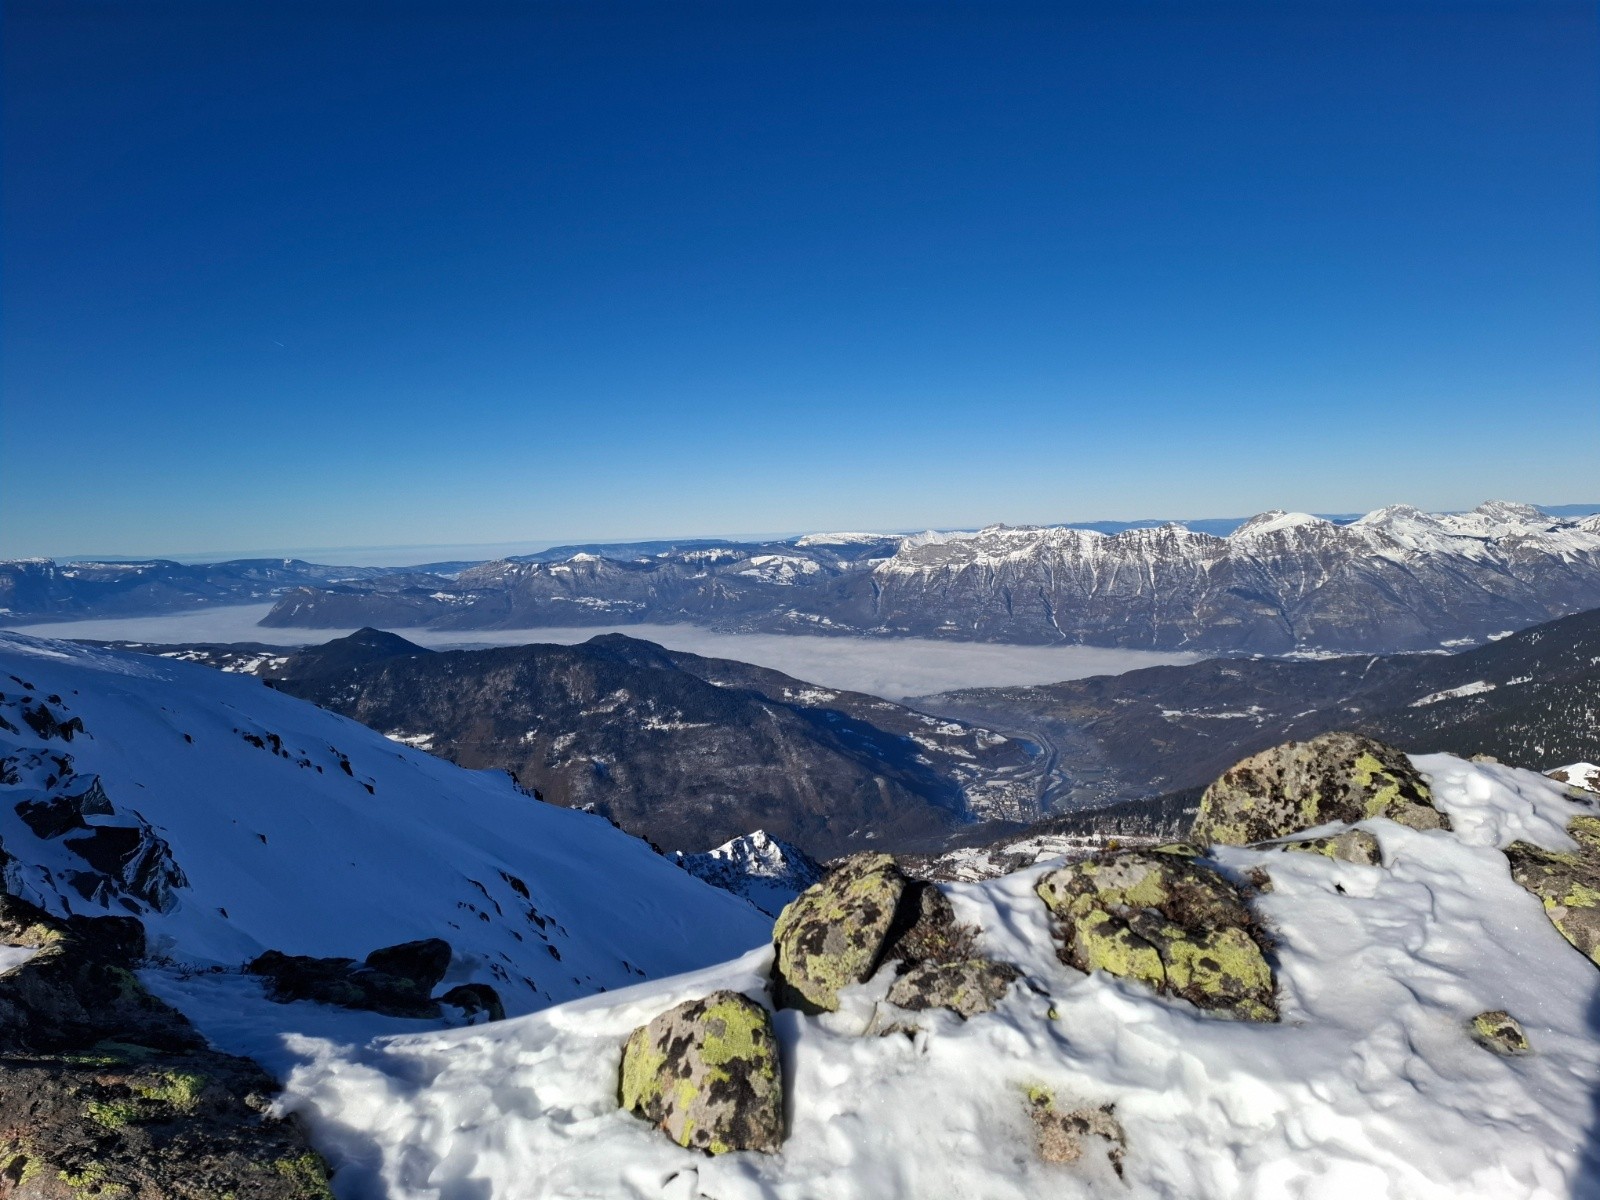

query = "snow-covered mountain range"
[{"left": 249, "top": 500, "right": 1600, "bottom": 653}]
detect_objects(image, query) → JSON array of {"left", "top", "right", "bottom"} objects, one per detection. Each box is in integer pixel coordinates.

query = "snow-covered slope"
[
  {"left": 0, "top": 633, "right": 768, "bottom": 1013},
  {"left": 194, "top": 755, "right": 1600, "bottom": 1198}
]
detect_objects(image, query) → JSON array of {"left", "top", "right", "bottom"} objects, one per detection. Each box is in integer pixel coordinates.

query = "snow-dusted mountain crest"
[{"left": 256, "top": 500, "right": 1600, "bottom": 653}]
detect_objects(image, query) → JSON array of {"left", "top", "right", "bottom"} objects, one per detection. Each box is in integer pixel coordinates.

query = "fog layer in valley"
[{"left": 6, "top": 604, "right": 1200, "bottom": 700}]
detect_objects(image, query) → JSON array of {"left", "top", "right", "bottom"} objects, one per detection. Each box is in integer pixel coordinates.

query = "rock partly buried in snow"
[
  {"left": 1277, "top": 827, "right": 1383, "bottom": 866},
  {"left": 0, "top": 892, "right": 334, "bottom": 1199},
  {"left": 1470, "top": 1009, "right": 1530, "bottom": 1055},
  {"left": 1025, "top": 1087, "right": 1126, "bottom": 1175},
  {"left": 439, "top": 983, "right": 506, "bottom": 1023},
  {"left": 618, "top": 990, "right": 783, "bottom": 1155},
  {"left": 771, "top": 853, "right": 908, "bottom": 1013},
  {"left": 246, "top": 938, "right": 477, "bottom": 1019},
  {"left": 1036, "top": 849, "right": 1277, "bottom": 1021},
  {"left": 885, "top": 958, "right": 1020, "bottom": 1019},
  {"left": 1192, "top": 732, "right": 1445, "bottom": 846},
  {"left": 1505, "top": 814, "right": 1600, "bottom": 967}
]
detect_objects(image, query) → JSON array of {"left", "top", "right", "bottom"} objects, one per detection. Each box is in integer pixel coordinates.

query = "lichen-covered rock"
[
  {"left": 364, "top": 937, "right": 452, "bottom": 992},
  {"left": 1469, "top": 1009, "right": 1529, "bottom": 1055},
  {"left": 0, "top": 893, "right": 334, "bottom": 1199},
  {"left": 771, "top": 853, "right": 908, "bottom": 1013},
  {"left": 1505, "top": 814, "right": 1600, "bottom": 967},
  {"left": 1192, "top": 732, "right": 1445, "bottom": 846},
  {"left": 618, "top": 990, "right": 783, "bottom": 1155},
  {"left": 1278, "top": 827, "right": 1383, "bottom": 866},
  {"left": 885, "top": 958, "right": 1019, "bottom": 1019},
  {"left": 1025, "top": 1087, "right": 1125, "bottom": 1174},
  {"left": 1036, "top": 849, "right": 1277, "bottom": 1020}
]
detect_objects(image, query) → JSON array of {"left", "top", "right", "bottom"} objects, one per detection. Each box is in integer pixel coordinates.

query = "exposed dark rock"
[
  {"left": 438, "top": 983, "right": 506, "bottom": 1023},
  {"left": 618, "top": 990, "right": 783, "bottom": 1155},
  {"left": 0, "top": 893, "right": 334, "bottom": 1199},
  {"left": 246, "top": 944, "right": 445, "bottom": 1019},
  {"left": 363, "top": 937, "right": 452, "bottom": 993},
  {"left": 1036, "top": 849, "right": 1277, "bottom": 1021},
  {"left": 1191, "top": 733, "right": 1445, "bottom": 847}
]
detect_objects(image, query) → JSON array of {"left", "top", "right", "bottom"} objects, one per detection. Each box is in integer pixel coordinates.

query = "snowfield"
[
  {"left": 0, "top": 633, "right": 769, "bottom": 1012},
  {"left": 169, "top": 755, "right": 1600, "bottom": 1199}
]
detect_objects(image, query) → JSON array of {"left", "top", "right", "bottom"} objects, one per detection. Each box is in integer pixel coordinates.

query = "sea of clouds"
[{"left": 7, "top": 605, "right": 1198, "bottom": 700}]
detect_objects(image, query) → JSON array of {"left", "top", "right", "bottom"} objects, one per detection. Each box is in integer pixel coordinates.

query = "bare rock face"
[
  {"left": 771, "top": 853, "right": 909, "bottom": 1013},
  {"left": 1191, "top": 732, "right": 1445, "bottom": 847},
  {"left": 618, "top": 990, "right": 783, "bottom": 1155},
  {"left": 1036, "top": 849, "right": 1277, "bottom": 1021},
  {"left": 1505, "top": 814, "right": 1600, "bottom": 968}
]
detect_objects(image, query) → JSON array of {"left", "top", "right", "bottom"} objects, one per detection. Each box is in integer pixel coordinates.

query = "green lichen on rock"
[
  {"left": 885, "top": 958, "right": 1020, "bottom": 1019},
  {"left": 1191, "top": 732, "right": 1444, "bottom": 847},
  {"left": 771, "top": 853, "right": 908, "bottom": 1013},
  {"left": 1278, "top": 827, "right": 1383, "bottom": 866},
  {"left": 1024, "top": 1085, "right": 1126, "bottom": 1174},
  {"left": 1469, "top": 1009, "right": 1529, "bottom": 1055},
  {"left": 1505, "top": 815, "right": 1600, "bottom": 968},
  {"left": 618, "top": 990, "right": 783, "bottom": 1155},
  {"left": 1036, "top": 849, "right": 1277, "bottom": 1020},
  {"left": 272, "top": 1153, "right": 338, "bottom": 1200}
]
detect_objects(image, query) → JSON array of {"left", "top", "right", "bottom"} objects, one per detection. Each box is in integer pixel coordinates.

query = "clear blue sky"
[{"left": 3, "top": 1, "right": 1595, "bottom": 559}]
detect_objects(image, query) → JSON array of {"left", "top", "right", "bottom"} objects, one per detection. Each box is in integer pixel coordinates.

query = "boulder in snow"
[
  {"left": 771, "top": 852, "right": 908, "bottom": 1013},
  {"left": 1191, "top": 732, "right": 1446, "bottom": 846},
  {"left": 1470, "top": 1009, "right": 1530, "bottom": 1055},
  {"left": 885, "top": 958, "right": 1020, "bottom": 1019},
  {"left": 439, "top": 982, "right": 505, "bottom": 1023},
  {"left": 618, "top": 990, "right": 783, "bottom": 1155},
  {"left": 1505, "top": 814, "right": 1600, "bottom": 968},
  {"left": 1036, "top": 849, "right": 1277, "bottom": 1021},
  {"left": 246, "top": 939, "right": 456, "bottom": 1019}
]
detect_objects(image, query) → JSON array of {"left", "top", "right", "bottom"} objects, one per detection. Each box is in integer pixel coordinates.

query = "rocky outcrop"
[
  {"left": 1191, "top": 732, "right": 1445, "bottom": 847},
  {"left": 246, "top": 937, "right": 490, "bottom": 1019},
  {"left": 770, "top": 854, "right": 909, "bottom": 1013},
  {"left": 771, "top": 853, "right": 1016, "bottom": 1018},
  {"left": 618, "top": 990, "right": 783, "bottom": 1155},
  {"left": 1036, "top": 850, "right": 1277, "bottom": 1021},
  {"left": 885, "top": 958, "right": 1019, "bottom": 1018},
  {"left": 0, "top": 893, "right": 334, "bottom": 1199},
  {"left": 1505, "top": 814, "right": 1600, "bottom": 967}
]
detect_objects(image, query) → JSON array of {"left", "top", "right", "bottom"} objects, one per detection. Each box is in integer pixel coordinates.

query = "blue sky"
[{"left": 3, "top": 1, "right": 1595, "bottom": 559}]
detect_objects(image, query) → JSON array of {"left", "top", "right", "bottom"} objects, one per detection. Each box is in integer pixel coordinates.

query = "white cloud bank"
[{"left": 5, "top": 605, "right": 1198, "bottom": 700}]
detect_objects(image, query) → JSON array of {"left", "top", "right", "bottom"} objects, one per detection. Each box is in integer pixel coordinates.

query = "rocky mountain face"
[
  {"left": 248, "top": 632, "right": 1044, "bottom": 858},
  {"left": 917, "top": 604, "right": 1600, "bottom": 811},
  {"left": 251, "top": 502, "right": 1600, "bottom": 653}
]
